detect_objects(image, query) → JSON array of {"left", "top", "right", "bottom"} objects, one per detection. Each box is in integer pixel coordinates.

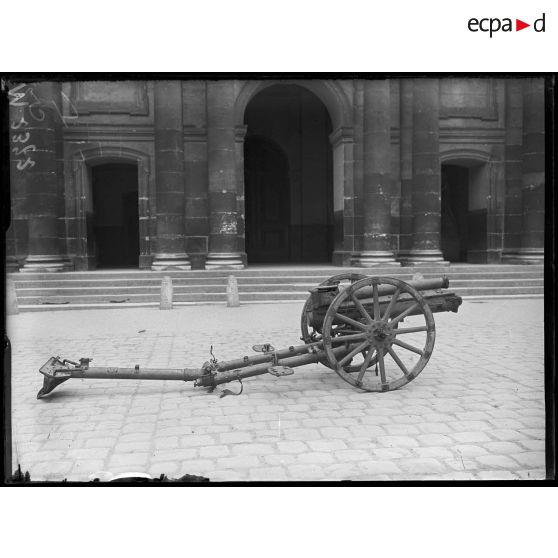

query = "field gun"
[{"left": 37, "top": 274, "right": 462, "bottom": 398}]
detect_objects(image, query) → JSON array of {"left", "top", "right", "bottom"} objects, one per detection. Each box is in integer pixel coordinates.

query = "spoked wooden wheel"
[
  {"left": 300, "top": 273, "right": 368, "bottom": 372},
  {"left": 322, "top": 277, "right": 436, "bottom": 392}
]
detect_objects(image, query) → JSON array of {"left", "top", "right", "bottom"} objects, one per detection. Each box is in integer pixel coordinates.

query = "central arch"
[{"left": 243, "top": 84, "right": 334, "bottom": 264}]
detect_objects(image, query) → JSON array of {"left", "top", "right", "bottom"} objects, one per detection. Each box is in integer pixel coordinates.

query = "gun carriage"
[{"left": 37, "top": 275, "right": 462, "bottom": 399}]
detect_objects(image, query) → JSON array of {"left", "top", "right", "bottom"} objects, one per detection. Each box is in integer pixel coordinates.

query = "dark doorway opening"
[
  {"left": 91, "top": 163, "right": 139, "bottom": 268},
  {"left": 441, "top": 164, "right": 469, "bottom": 262},
  {"left": 245, "top": 138, "right": 290, "bottom": 263},
  {"left": 244, "top": 85, "right": 333, "bottom": 264}
]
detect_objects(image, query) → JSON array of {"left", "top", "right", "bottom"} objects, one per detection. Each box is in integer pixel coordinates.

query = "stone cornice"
[{"left": 329, "top": 126, "right": 354, "bottom": 147}]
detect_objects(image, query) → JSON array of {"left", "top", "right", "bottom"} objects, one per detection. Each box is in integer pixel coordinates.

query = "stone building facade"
[{"left": 6, "top": 77, "right": 545, "bottom": 272}]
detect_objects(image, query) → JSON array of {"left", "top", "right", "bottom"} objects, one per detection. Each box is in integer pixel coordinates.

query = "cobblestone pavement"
[{"left": 7, "top": 298, "right": 545, "bottom": 482}]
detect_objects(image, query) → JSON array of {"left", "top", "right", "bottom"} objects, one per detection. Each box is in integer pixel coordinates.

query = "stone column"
[
  {"left": 355, "top": 80, "right": 397, "bottom": 266},
  {"left": 151, "top": 81, "right": 190, "bottom": 270},
  {"left": 12, "top": 81, "right": 68, "bottom": 272},
  {"left": 501, "top": 79, "right": 524, "bottom": 262},
  {"left": 398, "top": 79, "right": 414, "bottom": 260},
  {"left": 407, "top": 79, "right": 447, "bottom": 265},
  {"left": 205, "top": 81, "right": 244, "bottom": 269},
  {"left": 516, "top": 78, "right": 545, "bottom": 263}
]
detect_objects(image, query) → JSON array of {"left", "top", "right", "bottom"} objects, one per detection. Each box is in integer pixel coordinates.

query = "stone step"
[
  {"left": 15, "top": 285, "right": 544, "bottom": 305},
  {"left": 10, "top": 270, "right": 545, "bottom": 289},
  {"left": 7, "top": 263, "right": 544, "bottom": 282},
  {"left": 15, "top": 277, "right": 544, "bottom": 297}
]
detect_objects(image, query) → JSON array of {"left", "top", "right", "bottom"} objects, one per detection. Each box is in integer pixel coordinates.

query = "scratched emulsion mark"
[
  {"left": 218, "top": 213, "right": 238, "bottom": 235},
  {"left": 8, "top": 83, "right": 38, "bottom": 171}
]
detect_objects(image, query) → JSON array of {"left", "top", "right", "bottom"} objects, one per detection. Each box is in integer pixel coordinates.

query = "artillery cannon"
[{"left": 37, "top": 274, "right": 462, "bottom": 398}]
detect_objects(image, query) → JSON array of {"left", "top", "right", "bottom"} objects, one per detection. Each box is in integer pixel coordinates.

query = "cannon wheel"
[
  {"left": 322, "top": 276, "right": 436, "bottom": 392},
  {"left": 300, "top": 273, "right": 369, "bottom": 373}
]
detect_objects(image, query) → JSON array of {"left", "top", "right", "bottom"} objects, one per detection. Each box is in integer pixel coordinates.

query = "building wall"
[{"left": 7, "top": 78, "right": 545, "bottom": 271}]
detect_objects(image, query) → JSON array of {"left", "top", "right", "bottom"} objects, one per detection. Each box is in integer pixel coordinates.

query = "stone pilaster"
[
  {"left": 407, "top": 79, "right": 447, "bottom": 265},
  {"left": 151, "top": 80, "right": 190, "bottom": 270},
  {"left": 12, "top": 82, "right": 69, "bottom": 272},
  {"left": 502, "top": 79, "right": 524, "bottom": 262},
  {"left": 516, "top": 78, "right": 545, "bottom": 263},
  {"left": 205, "top": 81, "right": 244, "bottom": 269},
  {"left": 354, "top": 80, "right": 397, "bottom": 266}
]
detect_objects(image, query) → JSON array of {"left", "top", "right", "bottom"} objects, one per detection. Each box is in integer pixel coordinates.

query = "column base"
[
  {"left": 403, "top": 250, "right": 449, "bottom": 266},
  {"left": 151, "top": 254, "right": 191, "bottom": 271},
  {"left": 20, "top": 255, "right": 69, "bottom": 272},
  {"left": 353, "top": 251, "right": 400, "bottom": 267},
  {"left": 205, "top": 252, "right": 245, "bottom": 269},
  {"left": 501, "top": 249, "right": 544, "bottom": 264},
  {"left": 6, "top": 256, "right": 20, "bottom": 272}
]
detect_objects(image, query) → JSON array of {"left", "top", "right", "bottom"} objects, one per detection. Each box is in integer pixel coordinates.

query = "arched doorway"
[
  {"left": 441, "top": 160, "right": 490, "bottom": 263},
  {"left": 89, "top": 162, "right": 139, "bottom": 268},
  {"left": 243, "top": 85, "right": 333, "bottom": 263}
]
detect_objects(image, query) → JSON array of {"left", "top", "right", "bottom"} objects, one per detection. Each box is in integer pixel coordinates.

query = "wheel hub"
[{"left": 366, "top": 321, "right": 395, "bottom": 348}]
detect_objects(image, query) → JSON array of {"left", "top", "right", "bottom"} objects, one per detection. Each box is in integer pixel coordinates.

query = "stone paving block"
[
  {"left": 283, "top": 428, "right": 321, "bottom": 441},
  {"left": 377, "top": 435, "right": 419, "bottom": 448},
  {"left": 452, "top": 444, "right": 489, "bottom": 458},
  {"left": 249, "top": 466, "right": 289, "bottom": 481},
  {"left": 151, "top": 449, "right": 197, "bottom": 462},
  {"left": 231, "top": 443, "right": 275, "bottom": 456},
  {"left": 119, "top": 432, "right": 154, "bottom": 443},
  {"left": 219, "top": 431, "right": 253, "bottom": 444},
  {"left": 516, "top": 469, "right": 546, "bottom": 480},
  {"left": 107, "top": 452, "right": 150, "bottom": 468},
  {"left": 199, "top": 445, "right": 230, "bottom": 459},
  {"left": 476, "top": 455, "right": 520, "bottom": 469},
  {"left": 413, "top": 446, "right": 455, "bottom": 459},
  {"left": 297, "top": 452, "right": 336, "bottom": 465},
  {"left": 307, "top": 439, "right": 348, "bottom": 452},
  {"left": 517, "top": 439, "right": 545, "bottom": 452},
  {"left": 488, "top": 429, "right": 531, "bottom": 442},
  {"left": 334, "top": 449, "right": 373, "bottom": 462},
  {"left": 217, "top": 455, "right": 260, "bottom": 469},
  {"left": 510, "top": 451, "right": 545, "bottom": 468},
  {"left": 450, "top": 431, "right": 492, "bottom": 444},
  {"left": 447, "top": 420, "right": 492, "bottom": 432},
  {"left": 277, "top": 440, "right": 309, "bottom": 453},
  {"left": 398, "top": 458, "right": 447, "bottom": 474},
  {"left": 477, "top": 470, "right": 521, "bottom": 481},
  {"left": 444, "top": 457, "right": 479, "bottom": 471},
  {"left": 181, "top": 434, "right": 217, "bottom": 448},
  {"left": 416, "top": 434, "right": 454, "bottom": 446},
  {"left": 417, "top": 423, "right": 452, "bottom": 434},
  {"left": 113, "top": 441, "right": 152, "bottom": 453},
  {"left": 358, "top": 460, "right": 402, "bottom": 475},
  {"left": 373, "top": 447, "right": 412, "bottom": 459},
  {"left": 349, "top": 425, "right": 386, "bottom": 437},
  {"left": 264, "top": 454, "right": 296, "bottom": 466},
  {"left": 287, "top": 464, "right": 327, "bottom": 480},
  {"left": 323, "top": 463, "right": 361, "bottom": 480},
  {"left": 320, "top": 426, "right": 351, "bottom": 439},
  {"left": 178, "top": 460, "right": 215, "bottom": 475}
]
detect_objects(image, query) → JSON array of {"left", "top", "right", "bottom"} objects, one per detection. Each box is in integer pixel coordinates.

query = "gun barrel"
[{"left": 353, "top": 276, "right": 449, "bottom": 301}]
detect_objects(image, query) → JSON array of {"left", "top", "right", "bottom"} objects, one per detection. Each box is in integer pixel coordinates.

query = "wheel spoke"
[
  {"left": 334, "top": 313, "right": 367, "bottom": 331},
  {"left": 377, "top": 348, "right": 387, "bottom": 384},
  {"left": 351, "top": 294, "right": 373, "bottom": 324},
  {"left": 330, "top": 332, "right": 368, "bottom": 344},
  {"left": 356, "top": 348, "right": 375, "bottom": 383},
  {"left": 373, "top": 284, "right": 380, "bottom": 320},
  {"left": 338, "top": 341, "right": 370, "bottom": 367},
  {"left": 386, "top": 346, "right": 410, "bottom": 376},
  {"left": 390, "top": 301, "right": 419, "bottom": 326},
  {"left": 392, "top": 338, "right": 424, "bottom": 356},
  {"left": 393, "top": 326, "right": 428, "bottom": 335},
  {"left": 382, "top": 287, "right": 401, "bottom": 321}
]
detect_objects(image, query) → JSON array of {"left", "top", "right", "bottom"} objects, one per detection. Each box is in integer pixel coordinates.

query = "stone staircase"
[{"left": 7, "top": 264, "right": 544, "bottom": 311}]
